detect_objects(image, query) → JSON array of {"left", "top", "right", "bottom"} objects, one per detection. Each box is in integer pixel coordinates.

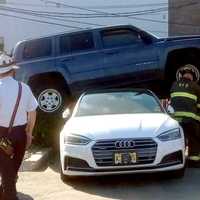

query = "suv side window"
[
  {"left": 101, "top": 29, "right": 141, "bottom": 48},
  {"left": 60, "top": 35, "right": 70, "bottom": 55},
  {"left": 69, "top": 32, "right": 94, "bottom": 53},
  {"left": 23, "top": 38, "right": 52, "bottom": 60}
]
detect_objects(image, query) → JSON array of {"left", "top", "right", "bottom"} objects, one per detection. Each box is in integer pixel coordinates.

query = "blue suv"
[{"left": 13, "top": 25, "right": 200, "bottom": 114}]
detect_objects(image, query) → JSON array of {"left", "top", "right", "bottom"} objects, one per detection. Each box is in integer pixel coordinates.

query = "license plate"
[{"left": 114, "top": 152, "right": 137, "bottom": 165}]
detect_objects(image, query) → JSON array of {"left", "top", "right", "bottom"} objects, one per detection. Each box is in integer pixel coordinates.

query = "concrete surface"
[
  {"left": 20, "top": 148, "right": 51, "bottom": 172},
  {"left": 17, "top": 158, "right": 200, "bottom": 200}
]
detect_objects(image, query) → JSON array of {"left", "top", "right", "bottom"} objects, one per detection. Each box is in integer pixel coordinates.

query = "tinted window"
[
  {"left": 60, "top": 35, "right": 70, "bottom": 54},
  {"left": 69, "top": 32, "right": 94, "bottom": 53},
  {"left": 101, "top": 29, "right": 141, "bottom": 48},
  {"left": 76, "top": 91, "right": 162, "bottom": 116},
  {"left": 23, "top": 38, "right": 52, "bottom": 60}
]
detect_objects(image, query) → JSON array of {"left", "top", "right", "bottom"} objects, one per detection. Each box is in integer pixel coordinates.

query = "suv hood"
[
  {"left": 158, "top": 35, "right": 200, "bottom": 42},
  {"left": 62, "top": 114, "right": 179, "bottom": 140}
]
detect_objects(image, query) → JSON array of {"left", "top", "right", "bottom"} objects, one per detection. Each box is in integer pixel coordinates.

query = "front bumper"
[{"left": 60, "top": 138, "right": 186, "bottom": 176}]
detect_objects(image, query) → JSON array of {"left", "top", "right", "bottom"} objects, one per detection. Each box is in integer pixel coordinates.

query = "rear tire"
[
  {"left": 33, "top": 83, "right": 70, "bottom": 115},
  {"left": 30, "top": 80, "right": 71, "bottom": 149}
]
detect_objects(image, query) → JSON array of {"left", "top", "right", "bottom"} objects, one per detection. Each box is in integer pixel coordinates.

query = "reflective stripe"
[
  {"left": 174, "top": 117, "right": 183, "bottom": 122},
  {"left": 170, "top": 92, "right": 197, "bottom": 101},
  {"left": 195, "top": 115, "right": 200, "bottom": 122},
  {"left": 174, "top": 112, "right": 196, "bottom": 120}
]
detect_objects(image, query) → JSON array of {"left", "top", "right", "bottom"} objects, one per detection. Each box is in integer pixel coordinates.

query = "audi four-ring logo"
[{"left": 115, "top": 140, "right": 136, "bottom": 148}]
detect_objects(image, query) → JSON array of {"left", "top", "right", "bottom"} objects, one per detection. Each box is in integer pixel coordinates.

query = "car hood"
[{"left": 62, "top": 113, "right": 179, "bottom": 140}]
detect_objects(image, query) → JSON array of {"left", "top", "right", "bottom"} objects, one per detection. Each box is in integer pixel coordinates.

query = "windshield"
[{"left": 75, "top": 91, "right": 163, "bottom": 116}]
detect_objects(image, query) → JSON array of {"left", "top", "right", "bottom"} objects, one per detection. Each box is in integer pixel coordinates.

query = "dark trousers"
[
  {"left": 0, "top": 125, "right": 27, "bottom": 200},
  {"left": 180, "top": 120, "right": 200, "bottom": 156}
]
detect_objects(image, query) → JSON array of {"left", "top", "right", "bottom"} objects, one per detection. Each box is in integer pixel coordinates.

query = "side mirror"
[{"left": 62, "top": 108, "right": 71, "bottom": 119}]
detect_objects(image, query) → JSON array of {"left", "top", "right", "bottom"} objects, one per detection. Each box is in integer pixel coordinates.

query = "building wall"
[
  {"left": 0, "top": 0, "right": 168, "bottom": 53},
  {"left": 169, "top": 0, "right": 200, "bottom": 36}
]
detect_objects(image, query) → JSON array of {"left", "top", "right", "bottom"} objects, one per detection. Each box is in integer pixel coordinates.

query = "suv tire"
[{"left": 32, "top": 83, "right": 69, "bottom": 114}]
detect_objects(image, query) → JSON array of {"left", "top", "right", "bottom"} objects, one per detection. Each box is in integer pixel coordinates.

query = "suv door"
[
  {"left": 15, "top": 37, "right": 54, "bottom": 83},
  {"left": 56, "top": 31, "right": 104, "bottom": 93},
  {"left": 99, "top": 28, "right": 159, "bottom": 87}
]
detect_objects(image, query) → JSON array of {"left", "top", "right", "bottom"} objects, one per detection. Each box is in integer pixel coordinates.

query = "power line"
[
  {"left": 81, "top": 3, "right": 168, "bottom": 9},
  {"left": 0, "top": 6, "right": 104, "bottom": 27},
  {"left": 0, "top": 12, "right": 82, "bottom": 29},
  {"left": 1, "top": 1, "right": 198, "bottom": 20},
  {"left": 0, "top": 5, "right": 169, "bottom": 17},
  {"left": 2, "top": 2, "right": 169, "bottom": 9},
  {"left": 0, "top": 1, "right": 197, "bottom": 20},
  {"left": 1, "top": 1, "right": 200, "bottom": 35},
  {"left": 43, "top": 0, "right": 200, "bottom": 28}
]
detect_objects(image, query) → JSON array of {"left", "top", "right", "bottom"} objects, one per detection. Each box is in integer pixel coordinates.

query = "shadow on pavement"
[
  {"left": 65, "top": 170, "right": 200, "bottom": 200},
  {"left": 18, "top": 192, "right": 34, "bottom": 200},
  {"left": 49, "top": 154, "right": 200, "bottom": 200},
  {"left": 48, "top": 152, "right": 60, "bottom": 173}
]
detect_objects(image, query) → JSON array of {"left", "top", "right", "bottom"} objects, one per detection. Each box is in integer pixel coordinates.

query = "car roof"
[{"left": 16, "top": 24, "right": 155, "bottom": 43}]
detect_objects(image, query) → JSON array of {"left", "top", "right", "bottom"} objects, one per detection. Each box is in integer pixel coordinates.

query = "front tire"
[
  {"left": 60, "top": 169, "right": 75, "bottom": 183},
  {"left": 164, "top": 167, "right": 186, "bottom": 179}
]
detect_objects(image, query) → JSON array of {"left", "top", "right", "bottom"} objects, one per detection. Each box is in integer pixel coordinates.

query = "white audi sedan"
[{"left": 60, "top": 89, "right": 186, "bottom": 180}]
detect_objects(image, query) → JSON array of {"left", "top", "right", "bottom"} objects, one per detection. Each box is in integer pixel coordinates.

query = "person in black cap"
[
  {"left": 0, "top": 53, "right": 38, "bottom": 200},
  {"left": 170, "top": 64, "right": 200, "bottom": 165}
]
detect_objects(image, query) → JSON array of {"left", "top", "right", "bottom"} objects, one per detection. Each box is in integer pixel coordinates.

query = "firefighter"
[{"left": 170, "top": 65, "right": 200, "bottom": 163}]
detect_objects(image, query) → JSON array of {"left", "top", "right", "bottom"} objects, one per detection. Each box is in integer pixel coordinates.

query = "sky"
[{"left": 0, "top": 0, "right": 168, "bottom": 51}]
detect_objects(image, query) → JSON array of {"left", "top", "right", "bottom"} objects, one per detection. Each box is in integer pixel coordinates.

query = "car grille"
[{"left": 92, "top": 138, "right": 157, "bottom": 167}]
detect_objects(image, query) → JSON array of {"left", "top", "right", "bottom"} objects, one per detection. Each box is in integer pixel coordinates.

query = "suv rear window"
[
  {"left": 101, "top": 29, "right": 141, "bottom": 48},
  {"left": 23, "top": 38, "right": 52, "bottom": 60},
  {"left": 69, "top": 32, "right": 94, "bottom": 53}
]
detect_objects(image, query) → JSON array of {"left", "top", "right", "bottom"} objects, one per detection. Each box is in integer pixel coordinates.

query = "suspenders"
[
  {"left": 8, "top": 82, "right": 22, "bottom": 133},
  {"left": 0, "top": 82, "right": 22, "bottom": 157}
]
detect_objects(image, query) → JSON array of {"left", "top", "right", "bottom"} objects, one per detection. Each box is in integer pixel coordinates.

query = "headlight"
[
  {"left": 157, "top": 128, "right": 181, "bottom": 142},
  {"left": 64, "top": 134, "right": 91, "bottom": 145}
]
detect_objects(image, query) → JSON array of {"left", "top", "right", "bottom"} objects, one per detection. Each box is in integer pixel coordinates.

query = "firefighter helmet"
[{"left": 176, "top": 64, "right": 199, "bottom": 82}]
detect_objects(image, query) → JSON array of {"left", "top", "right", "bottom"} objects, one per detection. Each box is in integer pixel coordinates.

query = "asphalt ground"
[{"left": 17, "top": 156, "right": 200, "bottom": 200}]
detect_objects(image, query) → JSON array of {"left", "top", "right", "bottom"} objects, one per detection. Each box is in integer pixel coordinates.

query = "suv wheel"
[
  {"left": 38, "top": 89, "right": 62, "bottom": 113},
  {"left": 33, "top": 83, "right": 70, "bottom": 114}
]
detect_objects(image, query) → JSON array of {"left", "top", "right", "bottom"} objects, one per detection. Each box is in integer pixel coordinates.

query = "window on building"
[
  {"left": 23, "top": 38, "right": 52, "bottom": 60},
  {"left": 101, "top": 28, "right": 141, "bottom": 48},
  {"left": 69, "top": 32, "right": 94, "bottom": 53},
  {"left": 0, "top": 37, "right": 4, "bottom": 52}
]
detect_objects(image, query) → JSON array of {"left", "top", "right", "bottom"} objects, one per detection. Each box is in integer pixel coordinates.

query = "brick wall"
[{"left": 169, "top": 0, "right": 200, "bottom": 36}]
